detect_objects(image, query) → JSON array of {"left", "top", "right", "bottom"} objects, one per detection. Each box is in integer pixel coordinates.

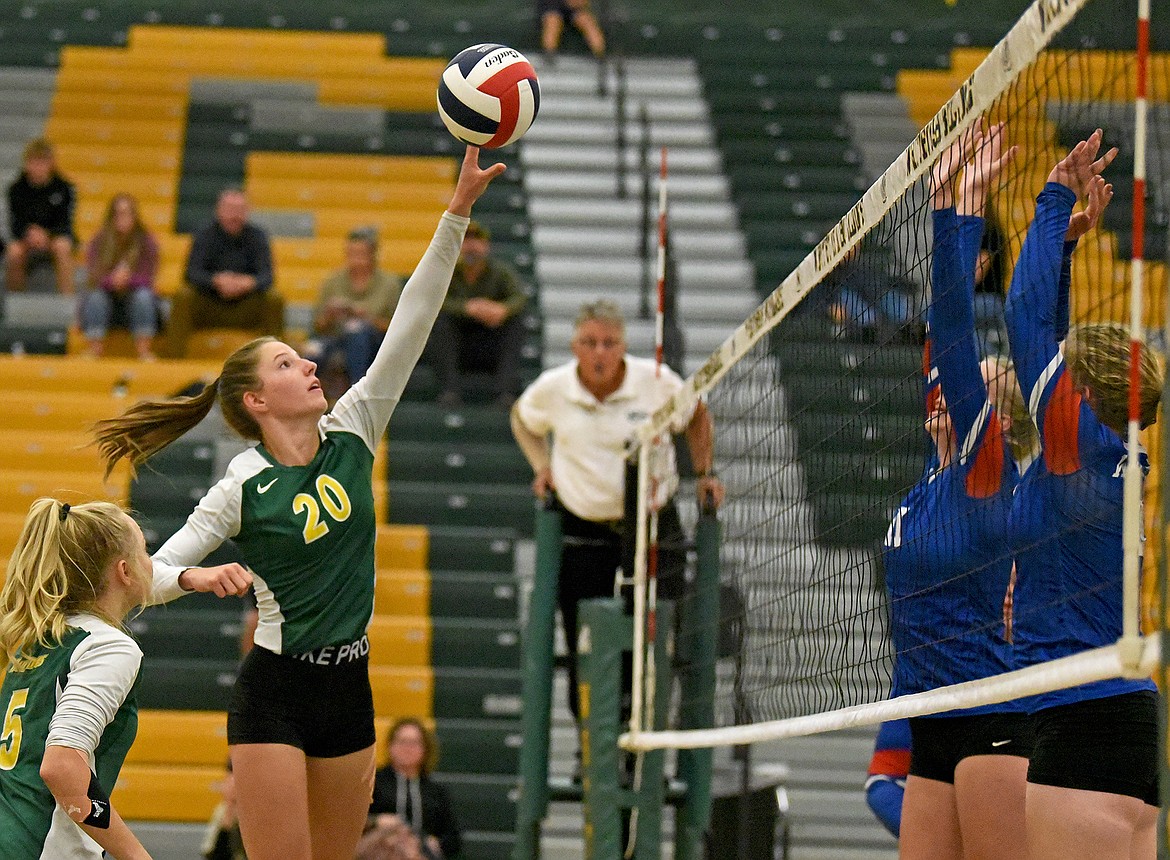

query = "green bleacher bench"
[
  {"left": 142, "top": 439, "right": 217, "bottom": 475},
  {"left": 432, "top": 667, "right": 522, "bottom": 721},
  {"left": 129, "top": 607, "right": 245, "bottom": 662},
  {"left": 721, "top": 138, "right": 860, "bottom": 169},
  {"left": 799, "top": 450, "right": 921, "bottom": 498},
  {"left": 137, "top": 657, "right": 237, "bottom": 711},
  {"left": 432, "top": 618, "right": 519, "bottom": 670},
  {"left": 785, "top": 372, "right": 922, "bottom": 418},
  {"left": 389, "top": 402, "right": 514, "bottom": 445},
  {"left": 434, "top": 718, "right": 522, "bottom": 775},
  {"left": 430, "top": 572, "right": 518, "bottom": 620},
  {"left": 774, "top": 341, "right": 922, "bottom": 376},
  {"left": 810, "top": 492, "right": 899, "bottom": 548},
  {"left": 427, "top": 526, "right": 516, "bottom": 574},
  {"left": 387, "top": 441, "right": 529, "bottom": 485},
  {"left": 792, "top": 413, "right": 924, "bottom": 459},
  {"left": 435, "top": 773, "right": 518, "bottom": 833},
  {"left": 731, "top": 163, "right": 865, "bottom": 195},
  {"left": 459, "top": 832, "right": 517, "bottom": 860},
  {"left": 0, "top": 325, "right": 68, "bottom": 355},
  {"left": 737, "top": 190, "right": 861, "bottom": 221},
  {"left": 388, "top": 481, "right": 535, "bottom": 535}
]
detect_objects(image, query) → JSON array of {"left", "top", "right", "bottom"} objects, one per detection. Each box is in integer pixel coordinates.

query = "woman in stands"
[
  {"left": 92, "top": 146, "right": 505, "bottom": 860},
  {"left": 885, "top": 124, "right": 1037, "bottom": 860},
  {"left": 1004, "top": 129, "right": 1161, "bottom": 860},
  {"left": 0, "top": 499, "right": 155, "bottom": 859},
  {"left": 81, "top": 193, "right": 162, "bottom": 360}
]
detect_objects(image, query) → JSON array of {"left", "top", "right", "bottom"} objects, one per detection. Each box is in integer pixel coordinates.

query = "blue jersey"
[
  {"left": 883, "top": 208, "right": 1021, "bottom": 715},
  {"left": 1004, "top": 183, "right": 1154, "bottom": 711}
]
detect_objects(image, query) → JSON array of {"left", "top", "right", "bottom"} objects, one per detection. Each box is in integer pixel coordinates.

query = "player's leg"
[
  {"left": 954, "top": 755, "right": 1029, "bottom": 860},
  {"left": 1130, "top": 802, "right": 1156, "bottom": 860},
  {"left": 541, "top": 12, "right": 565, "bottom": 54},
  {"left": 231, "top": 743, "right": 312, "bottom": 860},
  {"left": 1027, "top": 783, "right": 1147, "bottom": 860},
  {"left": 570, "top": 7, "right": 606, "bottom": 57},
  {"left": 899, "top": 775, "right": 961, "bottom": 860},
  {"left": 305, "top": 745, "right": 377, "bottom": 860}
]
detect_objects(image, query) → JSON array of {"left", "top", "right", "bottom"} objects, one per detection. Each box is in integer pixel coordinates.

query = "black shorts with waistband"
[
  {"left": 227, "top": 636, "right": 376, "bottom": 758},
  {"left": 908, "top": 711, "right": 1034, "bottom": 784},
  {"left": 1028, "top": 690, "right": 1158, "bottom": 806}
]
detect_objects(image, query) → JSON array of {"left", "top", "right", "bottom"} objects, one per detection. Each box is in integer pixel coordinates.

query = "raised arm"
[
  {"left": 1005, "top": 130, "right": 1117, "bottom": 413},
  {"left": 327, "top": 147, "right": 506, "bottom": 450}
]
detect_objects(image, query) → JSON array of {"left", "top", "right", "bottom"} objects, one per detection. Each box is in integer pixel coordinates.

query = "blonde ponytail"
[{"left": 0, "top": 499, "right": 135, "bottom": 664}]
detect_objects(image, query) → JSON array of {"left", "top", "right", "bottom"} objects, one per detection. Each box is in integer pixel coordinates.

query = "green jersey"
[
  {"left": 0, "top": 615, "right": 141, "bottom": 859},
  {"left": 152, "top": 212, "right": 470, "bottom": 654}
]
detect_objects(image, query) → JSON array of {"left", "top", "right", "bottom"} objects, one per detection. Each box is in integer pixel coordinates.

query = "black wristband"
[{"left": 83, "top": 770, "right": 112, "bottom": 829}]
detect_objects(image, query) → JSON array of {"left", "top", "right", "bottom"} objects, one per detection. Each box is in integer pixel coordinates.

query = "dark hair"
[
  {"left": 93, "top": 336, "right": 276, "bottom": 477},
  {"left": 464, "top": 220, "right": 491, "bottom": 242},
  {"left": 386, "top": 717, "right": 438, "bottom": 776}
]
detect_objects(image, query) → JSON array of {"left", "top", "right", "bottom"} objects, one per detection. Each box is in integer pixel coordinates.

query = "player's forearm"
[
  {"left": 684, "top": 402, "right": 715, "bottom": 475},
  {"left": 42, "top": 747, "right": 151, "bottom": 860}
]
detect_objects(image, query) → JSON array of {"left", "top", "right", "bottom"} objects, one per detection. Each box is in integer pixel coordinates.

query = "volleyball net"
[{"left": 624, "top": 0, "right": 1169, "bottom": 753}]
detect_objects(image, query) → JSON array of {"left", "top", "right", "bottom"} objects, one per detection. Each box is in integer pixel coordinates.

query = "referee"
[{"left": 511, "top": 299, "right": 724, "bottom": 727}]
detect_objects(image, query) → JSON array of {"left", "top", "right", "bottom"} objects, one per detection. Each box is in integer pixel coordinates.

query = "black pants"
[
  {"left": 425, "top": 311, "right": 525, "bottom": 397},
  {"left": 557, "top": 501, "right": 687, "bottom": 721}
]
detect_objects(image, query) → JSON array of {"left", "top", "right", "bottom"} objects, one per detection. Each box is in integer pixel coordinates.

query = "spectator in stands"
[
  {"left": 424, "top": 221, "right": 527, "bottom": 408},
  {"left": 164, "top": 188, "right": 283, "bottom": 358},
  {"left": 511, "top": 299, "right": 725, "bottom": 743},
  {"left": 92, "top": 147, "right": 505, "bottom": 860},
  {"left": 865, "top": 718, "right": 911, "bottom": 838},
  {"left": 362, "top": 718, "right": 461, "bottom": 860},
  {"left": 1005, "top": 130, "right": 1161, "bottom": 860},
  {"left": 307, "top": 226, "right": 403, "bottom": 402},
  {"left": 538, "top": 0, "right": 606, "bottom": 60},
  {"left": 5, "top": 138, "right": 76, "bottom": 294},
  {"left": 81, "top": 193, "right": 161, "bottom": 360},
  {"left": 0, "top": 499, "right": 155, "bottom": 858}
]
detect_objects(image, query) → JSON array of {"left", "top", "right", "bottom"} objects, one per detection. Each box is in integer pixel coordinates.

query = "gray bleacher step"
[
  {"left": 189, "top": 78, "right": 317, "bottom": 104},
  {"left": 791, "top": 847, "right": 897, "bottom": 860},
  {"left": 529, "top": 198, "right": 739, "bottom": 231},
  {"left": 249, "top": 100, "right": 386, "bottom": 135},
  {"left": 537, "top": 256, "right": 752, "bottom": 290},
  {"left": 524, "top": 119, "right": 713, "bottom": 148},
  {"left": 533, "top": 226, "right": 744, "bottom": 260},
  {"left": 539, "top": 288, "right": 757, "bottom": 324},
  {"left": 525, "top": 170, "right": 727, "bottom": 201},
  {"left": 0, "top": 115, "right": 46, "bottom": 140},
  {"left": 536, "top": 96, "right": 708, "bottom": 124},
  {"left": 521, "top": 145, "right": 721, "bottom": 174},
  {"left": 0, "top": 67, "right": 56, "bottom": 92},
  {"left": 3, "top": 292, "right": 74, "bottom": 326},
  {"left": 0, "top": 90, "right": 52, "bottom": 118},
  {"left": 251, "top": 209, "right": 315, "bottom": 237},
  {"left": 535, "top": 63, "right": 702, "bottom": 100},
  {"left": 544, "top": 318, "right": 731, "bottom": 357}
]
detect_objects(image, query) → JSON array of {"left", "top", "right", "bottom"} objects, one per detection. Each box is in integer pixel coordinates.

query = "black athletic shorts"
[
  {"left": 228, "top": 636, "right": 376, "bottom": 758},
  {"left": 908, "top": 711, "right": 1034, "bottom": 784},
  {"left": 1028, "top": 690, "right": 1158, "bottom": 806}
]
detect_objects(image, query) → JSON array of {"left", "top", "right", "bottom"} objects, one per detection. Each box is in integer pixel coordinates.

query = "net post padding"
[
  {"left": 636, "top": 0, "right": 1096, "bottom": 448},
  {"left": 622, "top": 633, "right": 1162, "bottom": 752}
]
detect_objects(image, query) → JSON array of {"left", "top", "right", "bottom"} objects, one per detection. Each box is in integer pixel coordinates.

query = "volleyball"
[{"left": 436, "top": 43, "right": 540, "bottom": 149}]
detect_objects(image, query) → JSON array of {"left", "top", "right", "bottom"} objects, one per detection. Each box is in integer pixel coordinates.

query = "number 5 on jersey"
[
  {"left": 0, "top": 688, "right": 28, "bottom": 769},
  {"left": 293, "top": 474, "right": 352, "bottom": 544}
]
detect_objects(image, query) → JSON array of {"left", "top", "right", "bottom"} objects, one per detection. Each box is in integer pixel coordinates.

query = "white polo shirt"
[{"left": 516, "top": 355, "right": 695, "bottom": 521}]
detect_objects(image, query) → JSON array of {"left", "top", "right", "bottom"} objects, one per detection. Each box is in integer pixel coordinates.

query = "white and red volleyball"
[{"left": 437, "top": 43, "right": 540, "bottom": 149}]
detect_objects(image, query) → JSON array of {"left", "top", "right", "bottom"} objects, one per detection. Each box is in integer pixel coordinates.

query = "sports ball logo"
[{"left": 437, "top": 43, "right": 540, "bottom": 149}]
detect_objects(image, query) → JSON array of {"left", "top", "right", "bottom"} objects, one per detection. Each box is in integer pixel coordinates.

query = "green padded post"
[
  {"left": 512, "top": 504, "right": 562, "bottom": 860},
  {"left": 675, "top": 511, "right": 721, "bottom": 860},
  {"left": 579, "top": 598, "right": 630, "bottom": 860},
  {"left": 633, "top": 600, "right": 672, "bottom": 860}
]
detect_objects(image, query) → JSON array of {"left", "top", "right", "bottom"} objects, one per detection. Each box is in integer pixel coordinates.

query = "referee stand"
[{"left": 512, "top": 500, "right": 722, "bottom": 860}]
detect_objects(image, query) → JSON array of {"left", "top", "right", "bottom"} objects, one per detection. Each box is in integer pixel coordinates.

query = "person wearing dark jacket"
[
  {"left": 363, "top": 719, "right": 461, "bottom": 860},
  {"left": 163, "top": 187, "right": 283, "bottom": 357},
  {"left": 5, "top": 138, "right": 76, "bottom": 294}
]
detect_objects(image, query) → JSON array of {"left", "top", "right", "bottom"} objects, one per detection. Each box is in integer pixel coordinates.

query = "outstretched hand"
[
  {"left": 447, "top": 146, "right": 507, "bottom": 218},
  {"left": 930, "top": 125, "right": 977, "bottom": 209},
  {"left": 957, "top": 122, "right": 1017, "bottom": 217},
  {"left": 1065, "top": 173, "right": 1113, "bottom": 242},
  {"left": 1048, "top": 128, "right": 1117, "bottom": 199}
]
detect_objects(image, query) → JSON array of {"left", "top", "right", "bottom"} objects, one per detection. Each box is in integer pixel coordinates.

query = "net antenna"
[
  {"left": 625, "top": 146, "right": 669, "bottom": 860},
  {"left": 621, "top": 0, "right": 1160, "bottom": 754},
  {"left": 1120, "top": 0, "right": 1152, "bottom": 676}
]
